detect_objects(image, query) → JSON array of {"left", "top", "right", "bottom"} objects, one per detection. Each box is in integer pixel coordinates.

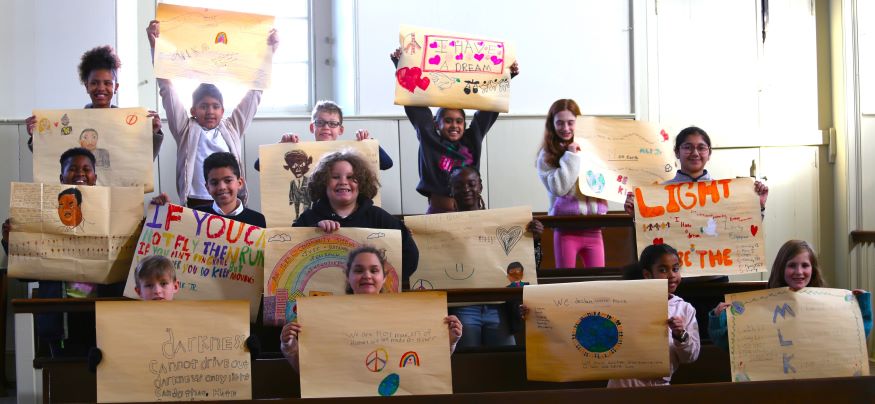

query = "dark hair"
[
  {"left": 60, "top": 147, "right": 96, "bottom": 173},
  {"left": 767, "top": 240, "right": 825, "bottom": 288},
  {"left": 135, "top": 255, "right": 176, "bottom": 289},
  {"left": 540, "top": 99, "right": 582, "bottom": 168},
  {"left": 449, "top": 166, "right": 486, "bottom": 211},
  {"left": 435, "top": 108, "right": 466, "bottom": 123},
  {"left": 58, "top": 188, "right": 83, "bottom": 205},
  {"left": 308, "top": 150, "right": 380, "bottom": 201},
  {"left": 78, "top": 45, "right": 121, "bottom": 84},
  {"left": 638, "top": 243, "right": 679, "bottom": 275},
  {"left": 203, "top": 152, "right": 241, "bottom": 180},
  {"left": 506, "top": 262, "right": 524, "bottom": 273},
  {"left": 192, "top": 83, "right": 224, "bottom": 107},
  {"left": 344, "top": 245, "right": 387, "bottom": 294},
  {"left": 673, "top": 126, "right": 712, "bottom": 155},
  {"left": 312, "top": 100, "right": 343, "bottom": 124}
]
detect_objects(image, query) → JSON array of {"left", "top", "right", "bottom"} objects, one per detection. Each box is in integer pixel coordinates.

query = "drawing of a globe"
[
  {"left": 585, "top": 170, "right": 606, "bottom": 193},
  {"left": 573, "top": 313, "right": 621, "bottom": 354}
]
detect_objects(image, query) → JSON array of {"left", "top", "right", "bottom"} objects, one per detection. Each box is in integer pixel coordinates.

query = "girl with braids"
[
  {"left": 24, "top": 45, "right": 164, "bottom": 159},
  {"left": 447, "top": 166, "right": 543, "bottom": 347},
  {"left": 536, "top": 99, "right": 607, "bottom": 269},
  {"left": 293, "top": 150, "right": 419, "bottom": 289},
  {"left": 279, "top": 246, "right": 462, "bottom": 372}
]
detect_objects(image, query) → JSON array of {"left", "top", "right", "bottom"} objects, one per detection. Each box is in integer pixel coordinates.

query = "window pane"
[
  {"left": 261, "top": 62, "right": 310, "bottom": 112},
  {"left": 273, "top": 18, "right": 310, "bottom": 64}
]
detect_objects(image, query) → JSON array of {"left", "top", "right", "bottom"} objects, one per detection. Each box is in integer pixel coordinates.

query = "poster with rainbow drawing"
[
  {"left": 394, "top": 25, "right": 516, "bottom": 112},
  {"left": 262, "top": 227, "right": 403, "bottom": 326},
  {"left": 297, "top": 292, "right": 452, "bottom": 398}
]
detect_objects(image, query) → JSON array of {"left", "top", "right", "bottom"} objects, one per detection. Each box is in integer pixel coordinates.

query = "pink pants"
[{"left": 553, "top": 228, "right": 605, "bottom": 268}]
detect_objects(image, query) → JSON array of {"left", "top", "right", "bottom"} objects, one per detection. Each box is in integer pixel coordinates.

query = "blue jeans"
[{"left": 449, "top": 304, "right": 516, "bottom": 348}]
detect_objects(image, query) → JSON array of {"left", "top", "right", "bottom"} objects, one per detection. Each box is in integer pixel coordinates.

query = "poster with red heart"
[
  {"left": 394, "top": 25, "right": 515, "bottom": 112},
  {"left": 632, "top": 177, "right": 766, "bottom": 277}
]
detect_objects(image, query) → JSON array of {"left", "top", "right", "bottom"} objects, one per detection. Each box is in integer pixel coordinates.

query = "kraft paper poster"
[
  {"left": 633, "top": 177, "right": 766, "bottom": 277},
  {"left": 575, "top": 117, "right": 677, "bottom": 190},
  {"left": 154, "top": 3, "right": 275, "bottom": 89},
  {"left": 122, "top": 203, "right": 265, "bottom": 320},
  {"left": 96, "top": 300, "right": 251, "bottom": 402},
  {"left": 524, "top": 280, "right": 670, "bottom": 382},
  {"left": 7, "top": 182, "right": 143, "bottom": 284},
  {"left": 297, "top": 292, "right": 452, "bottom": 398},
  {"left": 406, "top": 206, "right": 536, "bottom": 290},
  {"left": 394, "top": 25, "right": 515, "bottom": 112},
  {"left": 33, "top": 108, "right": 155, "bottom": 192},
  {"left": 258, "top": 140, "right": 381, "bottom": 228},
  {"left": 262, "top": 227, "right": 402, "bottom": 326},
  {"left": 726, "top": 287, "right": 870, "bottom": 381}
]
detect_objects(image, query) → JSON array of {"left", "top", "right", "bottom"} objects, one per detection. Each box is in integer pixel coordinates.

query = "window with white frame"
[{"left": 157, "top": 0, "right": 311, "bottom": 114}]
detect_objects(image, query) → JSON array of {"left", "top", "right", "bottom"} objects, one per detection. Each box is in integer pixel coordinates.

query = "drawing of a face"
[
  {"left": 283, "top": 150, "right": 312, "bottom": 178},
  {"left": 506, "top": 264, "right": 525, "bottom": 283},
  {"left": 57, "top": 189, "right": 83, "bottom": 227},
  {"left": 79, "top": 129, "right": 99, "bottom": 151}
]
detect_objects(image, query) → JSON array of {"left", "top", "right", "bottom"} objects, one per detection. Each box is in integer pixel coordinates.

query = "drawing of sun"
[{"left": 572, "top": 311, "right": 623, "bottom": 358}]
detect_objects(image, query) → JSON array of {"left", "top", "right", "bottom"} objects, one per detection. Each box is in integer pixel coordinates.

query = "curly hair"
[
  {"left": 539, "top": 99, "right": 582, "bottom": 168},
  {"left": 343, "top": 245, "right": 387, "bottom": 294},
  {"left": 307, "top": 150, "right": 380, "bottom": 202},
  {"left": 78, "top": 45, "right": 121, "bottom": 84}
]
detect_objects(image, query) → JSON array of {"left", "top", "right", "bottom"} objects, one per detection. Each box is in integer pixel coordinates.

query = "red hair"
[{"left": 539, "top": 99, "right": 582, "bottom": 168}]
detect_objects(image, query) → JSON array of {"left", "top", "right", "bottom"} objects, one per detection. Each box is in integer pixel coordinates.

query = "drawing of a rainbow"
[
  {"left": 215, "top": 32, "right": 228, "bottom": 44},
  {"left": 398, "top": 351, "right": 420, "bottom": 367}
]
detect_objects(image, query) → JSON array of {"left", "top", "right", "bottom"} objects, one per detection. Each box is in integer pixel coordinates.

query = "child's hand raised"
[
  {"left": 280, "top": 322, "right": 302, "bottom": 354},
  {"left": 712, "top": 302, "right": 731, "bottom": 315},
  {"left": 754, "top": 180, "right": 768, "bottom": 209},
  {"left": 151, "top": 193, "right": 171, "bottom": 206},
  {"left": 317, "top": 220, "right": 341, "bottom": 233},
  {"left": 445, "top": 315, "right": 463, "bottom": 345},
  {"left": 146, "top": 20, "right": 160, "bottom": 49},
  {"left": 279, "top": 133, "right": 299, "bottom": 143},
  {"left": 355, "top": 129, "right": 371, "bottom": 141},
  {"left": 390, "top": 47, "right": 401, "bottom": 67},
  {"left": 268, "top": 29, "right": 280, "bottom": 54},
  {"left": 526, "top": 219, "right": 543, "bottom": 238},
  {"left": 25, "top": 115, "right": 36, "bottom": 136},
  {"left": 510, "top": 61, "right": 520, "bottom": 79},
  {"left": 148, "top": 110, "right": 162, "bottom": 135},
  {"left": 624, "top": 192, "right": 635, "bottom": 215}
]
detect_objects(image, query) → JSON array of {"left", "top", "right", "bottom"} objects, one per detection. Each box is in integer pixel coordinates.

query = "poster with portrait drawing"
[
  {"left": 405, "top": 206, "right": 536, "bottom": 290},
  {"left": 96, "top": 300, "right": 251, "bottom": 402},
  {"left": 394, "top": 25, "right": 516, "bottom": 112},
  {"left": 258, "top": 140, "right": 381, "bottom": 228},
  {"left": 524, "top": 280, "right": 670, "bottom": 381},
  {"left": 7, "top": 182, "right": 144, "bottom": 283},
  {"left": 154, "top": 3, "right": 275, "bottom": 89},
  {"left": 262, "top": 227, "right": 402, "bottom": 326},
  {"left": 33, "top": 108, "right": 154, "bottom": 192},
  {"left": 297, "top": 292, "right": 452, "bottom": 398}
]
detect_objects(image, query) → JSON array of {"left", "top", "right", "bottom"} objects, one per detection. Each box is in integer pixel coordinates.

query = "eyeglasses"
[
  {"left": 679, "top": 143, "right": 711, "bottom": 154},
  {"left": 313, "top": 119, "right": 342, "bottom": 128}
]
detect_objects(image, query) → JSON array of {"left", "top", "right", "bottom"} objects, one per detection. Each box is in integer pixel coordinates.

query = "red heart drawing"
[
  {"left": 750, "top": 225, "right": 758, "bottom": 236},
  {"left": 428, "top": 54, "right": 441, "bottom": 65},
  {"left": 396, "top": 67, "right": 429, "bottom": 93},
  {"left": 653, "top": 237, "right": 664, "bottom": 245},
  {"left": 54, "top": 122, "right": 59, "bottom": 127},
  {"left": 660, "top": 129, "right": 669, "bottom": 141},
  {"left": 473, "top": 53, "right": 484, "bottom": 61}
]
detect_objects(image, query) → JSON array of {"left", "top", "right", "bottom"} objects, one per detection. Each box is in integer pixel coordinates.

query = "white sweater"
[{"left": 536, "top": 149, "right": 608, "bottom": 216}]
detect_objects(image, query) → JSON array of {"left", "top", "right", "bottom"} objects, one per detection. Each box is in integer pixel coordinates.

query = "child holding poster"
[
  {"left": 536, "top": 99, "right": 608, "bottom": 269},
  {"left": 607, "top": 243, "right": 700, "bottom": 387},
  {"left": 390, "top": 48, "right": 519, "bottom": 214},
  {"left": 292, "top": 150, "right": 419, "bottom": 288},
  {"left": 253, "top": 100, "right": 394, "bottom": 171},
  {"left": 147, "top": 20, "right": 278, "bottom": 207},
  {"left": 708, "top": 240, "right": 873, "bottom": 351},
  {"left": 448, "top": 166, "right": 543, "bottom": 348},
  {"left": 280, "top": 246, "right": 462, "bottom": 371},
  {"left": 23, "top": 45, "right": 164, "bottom": 158},
  {"left": 134, "top": 255, "right": 179, "bottom": 301}
]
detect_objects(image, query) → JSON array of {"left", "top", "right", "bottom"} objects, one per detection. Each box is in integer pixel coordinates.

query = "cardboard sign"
[
  {"left": 122, "top": 204, "right": 265, "bottom": 320},
  {"left": 33, "top": 108, "right": 154, "bottom": 192},
  {"left": 262, "top": 227, "right": 403, "bottom": 326},
  {"left": 96, "top": 300, "right": 251, "bottom": 402},
  {"left": 298, "top": 292, "right": 452, "bottom": 398},
  {"left": 154, "top": 3, "right": 275, "bottom": 89},
  {"left": 7, "top": 182, "right": 143, "bottom": 283},
  {"left": 394, "top": 25, "right": 515, "bottom": 112},
  {"left": 575, "top": 117, "right": 677, "bottom": 188},
  {"left": 726, "top": 287, "right": 870, "bottom": 381},
  {"left": 633, "top": 177, "right": 766, "bottom": 277},
  {"left": 406, "top": 206, "right": 536, "bottom": 290},
  {"left": 524, "top": 280, "right": 670, "bottom": 381},
  {"left": 258, "top": 140, "right": 381, "bottom": 228}
]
